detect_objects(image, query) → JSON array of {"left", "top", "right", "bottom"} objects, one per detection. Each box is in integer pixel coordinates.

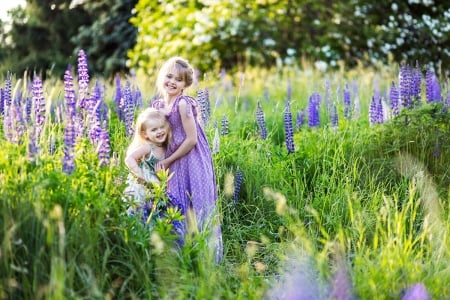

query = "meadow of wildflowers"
[{"left": 0, "top": 51, "right": 449, "bottom": 299}]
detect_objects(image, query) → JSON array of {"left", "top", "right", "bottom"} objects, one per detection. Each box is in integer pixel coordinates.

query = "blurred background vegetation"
[{"left": 0, "top": 0, "right": 448, "bottom": 79}]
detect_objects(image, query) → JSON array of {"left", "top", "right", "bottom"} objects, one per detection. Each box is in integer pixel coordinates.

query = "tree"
[
  {"left": 71, "top": 0, "right": 138, "bottom": 78},
  {"left": 1, "top": 0, "right": 92, "bottom": 78}
]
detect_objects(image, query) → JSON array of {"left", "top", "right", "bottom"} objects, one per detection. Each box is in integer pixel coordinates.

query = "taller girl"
[{"left": 153, "top": 57, "right": 222, "bottom": 262}]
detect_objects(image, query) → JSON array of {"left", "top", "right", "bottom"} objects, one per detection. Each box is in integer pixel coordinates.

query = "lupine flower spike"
[
  {"left": 32, "top": 74, "right": 45, "bottom": 140},
  {"left": 296, "top": 110, "right": 305, "bottom": 129},
  {"left": 256, "top": 101, "right": 267, "bottom": 140},
  {"left": 77, "top": 49, "right": 90, "bottom": 110},
  {"left": 307, "top": 93, "right": 321, "bottom": 128},
  {"left": 123, "top": 80, "right": 135, "bottom": 137},
  {"left": 284, "top": 100, "right": 295, "bottom": 153},
  {"left": 399, "top": 63, "right": 412, "bottom": 109},
  {"left": 63, "top": 66, "right": 76, "bottom": 174},
  {"left": 343, "top": 83, "right": 351, "bottom": 120},
  {"left": 221, "top": 115, "right": 229, "bottom": 136},
  {"left": 390, "top": 82, "right": 400, "bottom": 116},
  {"left": 425, "top": 67, "right": 441, "bottom": 103},
  {"left": 233, "top": 168, "right": 243, "bottom": 203}
]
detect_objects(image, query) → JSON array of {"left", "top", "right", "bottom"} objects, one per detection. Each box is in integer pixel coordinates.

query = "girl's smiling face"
[
  {"left": 143, "top": 118, "right": 169, "bottom": 145},
  {"left": 163, "top": 69, "right": 186, "bottom": 100}
]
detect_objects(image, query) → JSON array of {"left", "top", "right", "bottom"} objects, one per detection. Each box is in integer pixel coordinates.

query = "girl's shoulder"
[{"left": 177, "top": 94, "right": 198, "bottom": 107}]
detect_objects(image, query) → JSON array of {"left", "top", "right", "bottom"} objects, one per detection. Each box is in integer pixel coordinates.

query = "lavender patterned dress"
[{"left": 155, "top": 95, "right": 223, "bottom": 262}]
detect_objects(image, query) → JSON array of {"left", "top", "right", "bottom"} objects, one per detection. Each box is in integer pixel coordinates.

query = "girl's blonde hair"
[
  {"left": 156, "top": 56, "right": 195, "bottom": 96},
  {"left": 126, "top": 107, "right": 170, "bottom": 157}
]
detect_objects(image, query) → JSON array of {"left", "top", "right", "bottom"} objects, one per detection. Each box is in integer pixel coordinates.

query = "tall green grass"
[{"left": 1, "top": 64, "right": 449, "bottom": 299}]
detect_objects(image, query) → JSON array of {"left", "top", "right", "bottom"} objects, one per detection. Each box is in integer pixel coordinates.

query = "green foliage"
[
  {"left": 129, "top": 0, "right": 449, "bottom": 74},
  {"left": 1, "top": 63, "right": 450, "bottom": 298}
]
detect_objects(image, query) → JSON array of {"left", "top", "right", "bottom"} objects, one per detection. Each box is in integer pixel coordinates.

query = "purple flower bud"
[
  {"left": 77, "top": 49, "right": 90, "bottom": 109},
  {"left": 343, "top": 84, "right": 351, "bottom": 119},
  {"left": 197, "top": 88, "right": 210, "bottom": 126},
  {"left": 98, "top": 123, "right": 111, "bottom": 167},
  {"left": 0, "top": 88, "right": 4, "bottom": 116},
  {"left": 296, "top": 110, "right": 305, "bottom": 129},
  {"left": 390, "top": 82, "right": 400, "bottom": 116},
  {"left": 401, "top": 282, "right": 430, "bottom": 300},
  {"left": 221, "top": 115, "right": 229, "bottom": 136},
  {"left": 330, "top": 103, "right": 338, "bottom": 128},
  {"left": 63, "top": 66, "right": 76, "bottom": 174},
  {"left": 399, "top": 64, "right": 412, "bottom": 109},
  {"left": 32, "top": 75, "right": 45, "bottom": 139},
  {"left": 284, "top": 100, "right": 295, "bottom": 153},
  {"left": 123, "top": 80, "right": 135, "bottom": 137},
  {"left": 114, "top": 74, "right": 124, "bottom": 121},
  {"left": 425, "top": 67, "right": 441, "bottom": 103},
  {"left": 256, "top": 101, "right": 267, "bottom": 140},
  {"left": 233, "top": 168, "right": 243, "bottom": 203},
  {"left": 307, "top": 93, "right": 321, "bottom": 128}
]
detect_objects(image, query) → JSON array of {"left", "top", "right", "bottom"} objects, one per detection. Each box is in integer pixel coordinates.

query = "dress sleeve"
[
  {"left": 181, "top": 95, "right": 197, "bottom": 118},
  {"left": 151, "top": 99, "right": 165, "bottom": 110}
]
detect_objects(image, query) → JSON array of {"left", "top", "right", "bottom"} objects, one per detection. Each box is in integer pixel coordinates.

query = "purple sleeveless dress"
[{"left": 155, "top": 95, "right": 223, "bottom": 262}]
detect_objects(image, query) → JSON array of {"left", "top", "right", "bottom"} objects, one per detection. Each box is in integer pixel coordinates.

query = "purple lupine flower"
[
  {"left": 123, "top": 80, "right": 135, "bottom": 137},
  {"left": 390, "top": 82, "right": 400, "bottom": 116},
  {"left": 11, "top": 98, "right": 25, "bottom": 144},
  {"left": 352, "top": 80, "right": 360, "bottom": 120},
  {"left": 330, "top": 255, "right": 356, "bottom": 300},
  {"left": 3, "top": 74, "right": 12, "bottom": 108},
  {"left": 25, "top": 95, "right": 33, "bottom": 125},
  {"left": 343, "top": 83, "right": 351, "bottom": 120},
  {"left": 32, "top": 75, "right": 45, "bottom": 139},
  {"left": 87, "top": 81, "right": 104, "bottom": 145},
  {"left": 256, "top": 101, "right": 267, "bottom": 140},
  {"left": 425, "top": 67, "right": 440, "bottom": 103},
  {"left": 0, "top": 88, "right": 4, "bottom": 116},
  {"left": 401, "top": 282, "right": 430, "bottom": 300},
  {"left": 266, "top": 253, "right": 326, "bottom": 300},
  {"left": 330, "top": 103, "right": 338, "bottom": 128},
  {"left": 63, "top": 66, "right": 77, "bottom": 174},
  {"left": 197, "top": 88, "right": 210, "bottom": 126},
  {"left": 114, "top": 74, "right": 124, "bottom": 121},
  {"left": 27, "top": 127, "right": 38, "bottom": 161},
  {"left": 307, "top": 93, "right": 321, "bottom": 128},
  {"left": 233, "top": 168, "right": 243, "bottom": 203},
  {"left": 399, "top": 63, "right": 412, "bottom": 109},
  {"left": 369, "top": 96, "right": 377, "bottom": 125},
  {"left": 221, "top": 115, "right": 229, "bottom": 136},
  {"left": 77, "top": 49, "right": 90, "bottom": 109},
  {"left": 411, "top": 61, "right": 422, "bottom": 105},
  {"left": 2, "top": 74, "right": 13, "bottom": 141},
  {"left": 284, "top": 100, "right": 295, "bottom": 153},
  {"left": 132, "top": 83, "right": 143, "bottom": 108},
  {"left": 98, "top": 122, "right": 111, "bottom": 167},
  {"left": 296, "top": 110, "right": 305, "bottom": 129}
]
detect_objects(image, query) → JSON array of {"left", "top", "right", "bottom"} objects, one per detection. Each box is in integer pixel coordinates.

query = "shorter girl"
[{"left": 123, "top": 107, "right": 182, "bottom": 230}]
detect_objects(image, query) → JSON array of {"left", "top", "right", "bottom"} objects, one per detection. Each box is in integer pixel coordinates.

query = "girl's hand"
[{"left": 155, "top": 161, "right": 166, "bottom": 171}]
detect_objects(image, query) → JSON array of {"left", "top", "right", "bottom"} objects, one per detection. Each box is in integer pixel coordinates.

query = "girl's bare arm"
[{"left": 125, "top": 143, "right": 152, "bottom": 180}]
